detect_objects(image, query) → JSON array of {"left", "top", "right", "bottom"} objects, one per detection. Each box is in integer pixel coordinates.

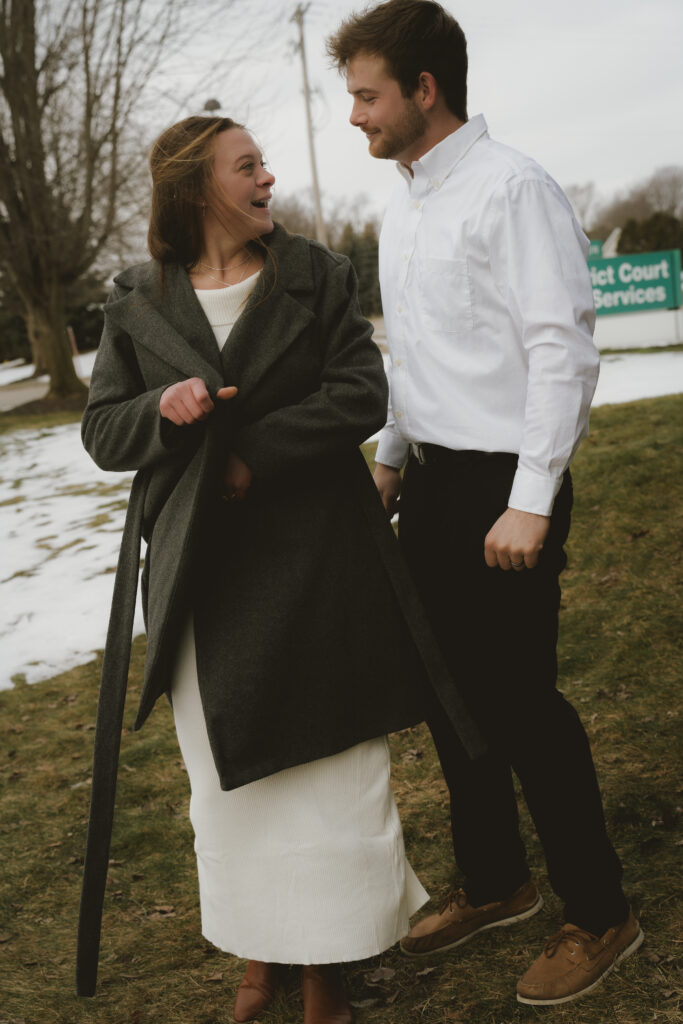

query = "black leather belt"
[{"left": 410, "top": 443, "right": 513, "bottom": 465}]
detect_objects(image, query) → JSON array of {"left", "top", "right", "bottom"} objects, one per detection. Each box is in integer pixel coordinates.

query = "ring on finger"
[{"left": 510, "top": 559, "right": 525, "bottom": 568}]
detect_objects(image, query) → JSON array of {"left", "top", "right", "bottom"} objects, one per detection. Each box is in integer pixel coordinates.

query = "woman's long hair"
[{"left": 148, "top": 115, "right": 261, "bottom": 269}]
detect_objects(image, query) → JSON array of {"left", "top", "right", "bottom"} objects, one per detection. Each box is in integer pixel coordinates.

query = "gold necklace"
[
  {"left": 199, "top": 251, "right": 251, "bottom": 272},
  {"left": 199, "top": 261, "right": 254, "bottom": 288}
]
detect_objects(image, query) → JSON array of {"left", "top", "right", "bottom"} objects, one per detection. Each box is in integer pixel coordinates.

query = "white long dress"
[{"left": 170, "top": 276, "right": 428, "bottom": 964}]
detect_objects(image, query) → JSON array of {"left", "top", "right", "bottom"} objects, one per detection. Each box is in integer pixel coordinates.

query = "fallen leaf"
[
  {"left": 204, "top": 972, "right": 224, "bottom": 983},
  {"left": 416, "top": 966, "right": 437, "bottom": 978},
  {"left": 350, "top": 998, "right": 380, "bottom": 1009},
  {"left": 366, "top": 966, "right": 396, "bottom": 984},
  {"left": 0, "top": 933, "right": 13, "bottom": 943},
  {"left": 70, "top": 777, "right": 92, "bottom": 790}
]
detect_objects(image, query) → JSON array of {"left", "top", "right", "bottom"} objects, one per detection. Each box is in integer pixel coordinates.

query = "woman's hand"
[
  {"left": 223, "top": 452, "right": 253, "bottom": 502},
  {"left": 160, "top": 378, "right": 237, "bottom": 425}
]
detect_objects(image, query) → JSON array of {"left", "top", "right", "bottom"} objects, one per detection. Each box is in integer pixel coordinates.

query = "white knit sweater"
[{"left": 193, "top": 271, "right": 261, "bottom": 350}]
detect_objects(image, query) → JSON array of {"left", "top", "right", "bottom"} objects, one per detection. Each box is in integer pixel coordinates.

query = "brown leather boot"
[
  {"left": 301, "top": 964, "right": 354, "bottom": 1024},
  {"left": 233, "top": 960, "right": 284, "bottom": 1022}
]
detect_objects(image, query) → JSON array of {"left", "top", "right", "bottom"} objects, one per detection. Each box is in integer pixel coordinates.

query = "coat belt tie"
[{"left": 75, "top": 469, "right": 147, "bottom": 997}]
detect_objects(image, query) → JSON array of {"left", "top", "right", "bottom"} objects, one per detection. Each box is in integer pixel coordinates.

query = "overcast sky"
[{"left": 163, "top": 0, "right": 682, "bottom": 225}]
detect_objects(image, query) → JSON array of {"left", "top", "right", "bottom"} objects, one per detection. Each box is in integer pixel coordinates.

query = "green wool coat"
[{"left": 76, "top": 224, "right": 482, "bottom": 996}]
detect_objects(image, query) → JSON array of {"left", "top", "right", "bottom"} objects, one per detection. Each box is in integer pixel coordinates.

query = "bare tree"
[
  {"left": 588, "top": 165, "right": 683, "bottom": 242},
  {"left": 0, "top": 0, "right": 263, "bottom": 399},
  {"left": 644, "top": 165, "right": 683, "bottom": 218}
]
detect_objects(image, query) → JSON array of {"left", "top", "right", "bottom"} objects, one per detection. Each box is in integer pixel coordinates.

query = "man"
[{"left": 327, "top": 0, "right": 643, "bottom": 1007}]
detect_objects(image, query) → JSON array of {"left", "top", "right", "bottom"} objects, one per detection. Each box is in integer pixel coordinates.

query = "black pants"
[{"left": 399, "top": 449, "right": 628, "bottom": 935}]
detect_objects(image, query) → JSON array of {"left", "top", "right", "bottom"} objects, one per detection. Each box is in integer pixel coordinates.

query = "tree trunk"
[
  {"left": 25, "top": 307, "right": 48, "bottom": 377},
  {"left": 28, "top": 284, "right": 88, "bottom": 399}
]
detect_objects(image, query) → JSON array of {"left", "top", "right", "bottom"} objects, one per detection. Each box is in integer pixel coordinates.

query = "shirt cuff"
[
  {"left": 508, "top": 465, "right": 564, "bottom": 517},
  {"left": 375, "top": 428, "right": 410, "bottom": 469}
]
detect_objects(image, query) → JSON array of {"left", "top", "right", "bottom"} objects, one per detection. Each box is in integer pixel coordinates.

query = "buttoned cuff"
[
  {"left": 508, "top": 466, "right": 564, "bottom": 517},
  {"left": 375, "top": 429, "right": 410, "bottom": 469}
]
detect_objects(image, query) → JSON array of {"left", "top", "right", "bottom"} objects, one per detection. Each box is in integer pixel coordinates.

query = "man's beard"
[{"left": 370, "top": 100, "right": 428, "bottom": 160}]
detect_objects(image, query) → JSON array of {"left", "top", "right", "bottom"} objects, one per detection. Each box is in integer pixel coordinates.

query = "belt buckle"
[{"left": 411, "top": 442, "right": 427, "bottom": 465}]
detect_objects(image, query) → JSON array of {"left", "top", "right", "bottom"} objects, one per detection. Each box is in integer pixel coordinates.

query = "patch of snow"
[
  {"left": 593, "top": 351, "right": 683, "bottom": 407},
  {"left": 0, "top": 423, "right": 143, "bottom": 690}
]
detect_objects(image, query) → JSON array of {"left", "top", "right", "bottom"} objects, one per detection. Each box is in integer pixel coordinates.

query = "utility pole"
[{"left": 291, "top": 3, "right": 328, "bottom": 246}]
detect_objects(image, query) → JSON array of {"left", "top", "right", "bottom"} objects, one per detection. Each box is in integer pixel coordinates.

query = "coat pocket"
[{"left": 418, "top": 257, "right": 474, "bottom": 335}]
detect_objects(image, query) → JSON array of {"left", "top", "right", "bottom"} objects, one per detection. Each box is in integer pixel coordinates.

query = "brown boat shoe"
[
  {"left": 516, "top": 911, "right": 644, "bottom": 1005},
  {"left": 400, "top": 880, "right": 543, "bottom": 956}
]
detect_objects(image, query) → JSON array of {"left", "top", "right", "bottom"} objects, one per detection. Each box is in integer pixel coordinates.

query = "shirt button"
[
  {"left": 403, "top": 253, "right": 409, "bottom": 261},
  {"left": 397, "top": 305, "right": 403, "bottom": 314},
  {"left": 412, "top": 200, "right": 421, "bottom": 210},
  {"left": 433, "top": 179, "right": 441, "bottom": 189},
  {"left": 395, "top": 358, "right": 402, "bottom": 366},
  {"left": 396, "top": 410, "right": 403, "bottom": 419}
]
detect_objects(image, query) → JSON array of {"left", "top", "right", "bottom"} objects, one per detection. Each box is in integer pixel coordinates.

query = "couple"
[{"left": 77, "top": 1, "right": 642, "bottom": 1020}]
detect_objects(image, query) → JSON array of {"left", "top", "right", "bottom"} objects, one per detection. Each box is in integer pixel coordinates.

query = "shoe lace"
[
  {"left": 544, "top": 926, "right": 597, "bottom": 959},
  {"left": 438, "top": 888, "right": 469, "bottom": 914}
]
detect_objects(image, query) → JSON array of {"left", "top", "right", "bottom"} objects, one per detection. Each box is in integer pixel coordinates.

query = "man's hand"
[
  {"left": 223, "top": 452, "right": 252, "bottom": 502},
  {"left": 160, "top": 378, "right": 237, "bottom": 425},
  {"left": 484, "top": 507, "right": 550, "bottom": 571},
  {"left": 373, "top": 463, "right": 402, "bottom": 516}
]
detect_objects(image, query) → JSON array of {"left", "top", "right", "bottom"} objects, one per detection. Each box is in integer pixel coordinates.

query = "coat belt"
[{"left": 75, "top": 469, "right": 147, "bottom": 997}]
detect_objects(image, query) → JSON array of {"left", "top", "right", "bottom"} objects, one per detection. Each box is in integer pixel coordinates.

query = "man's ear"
[{"left": 416, "top": 71, "right": 438, "bottom": 111}]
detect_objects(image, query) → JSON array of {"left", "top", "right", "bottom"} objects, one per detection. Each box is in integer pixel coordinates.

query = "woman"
[{"left": 76, "top": 116, "right": 479, "bottom": 1022}]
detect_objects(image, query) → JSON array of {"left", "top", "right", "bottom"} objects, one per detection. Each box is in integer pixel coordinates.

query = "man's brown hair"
[{"left": 327, "top": 0, "right": 468, "bottom": 122}]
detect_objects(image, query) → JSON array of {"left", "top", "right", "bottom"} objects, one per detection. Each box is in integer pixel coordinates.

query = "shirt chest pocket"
[{"left": 418, "top": 257, "right": 474, "bottom": 335}]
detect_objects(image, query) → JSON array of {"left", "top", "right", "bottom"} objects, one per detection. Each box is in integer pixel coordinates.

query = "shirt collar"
[{"left": 396, "top": 114, "right": 488, "bottom": 194}]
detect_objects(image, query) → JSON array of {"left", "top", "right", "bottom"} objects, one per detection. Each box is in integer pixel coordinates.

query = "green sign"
[
  {"left": 588, "top": 249, "right": 682, "bottom": 316},
  {"left": 589, "top": 240, "right": 603, "bottom": 257}
]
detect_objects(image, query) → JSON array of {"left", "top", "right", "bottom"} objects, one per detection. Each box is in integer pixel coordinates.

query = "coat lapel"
[
  {"left": 219, "top": 277, "right": 315, "bottom": 397},
  {"left": 218, "top": 227, "right": 316, "bottom": 397},
  {"left": 105, "top": 262, "right": 225, "bottom": 395}
]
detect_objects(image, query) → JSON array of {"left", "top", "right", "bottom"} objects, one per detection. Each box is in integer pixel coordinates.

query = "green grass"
[
  {"left": 599, "top": 344, "right": 683, "bottom": 355},
  {"left": 1, "top": 394, "right": 682, "bottom": 1024},
  {"left": 0, "top": 407, "right": 84, "bottom": 436}
]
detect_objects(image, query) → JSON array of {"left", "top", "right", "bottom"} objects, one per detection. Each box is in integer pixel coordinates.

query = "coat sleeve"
[
  {"left": 231, "top": 255, "right": 387, "bottom": 481},
  {"left": 82, "top": 287, "right": 200, "bottom": 472}
]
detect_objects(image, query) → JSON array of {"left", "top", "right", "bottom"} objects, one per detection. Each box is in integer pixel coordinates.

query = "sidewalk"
[
  {"left": 0, "top": 376, "right": 50, "bottom": 411},
  {"left": 0, "top": 352, "right": 96, "bottom": 411}
]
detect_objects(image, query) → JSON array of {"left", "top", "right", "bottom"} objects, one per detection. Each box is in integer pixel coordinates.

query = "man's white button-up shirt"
[{"left": 376, "top": 114, "right": 600, "bottom": 517}]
